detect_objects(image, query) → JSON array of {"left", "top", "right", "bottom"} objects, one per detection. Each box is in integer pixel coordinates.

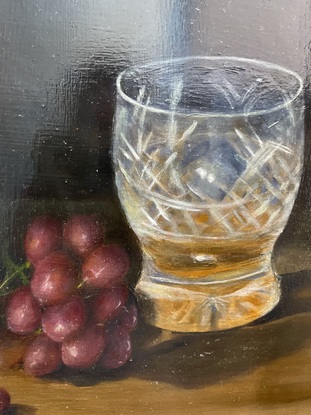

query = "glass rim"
[{"left": 116, "top": 55, "right": 304, "bottom": 118}]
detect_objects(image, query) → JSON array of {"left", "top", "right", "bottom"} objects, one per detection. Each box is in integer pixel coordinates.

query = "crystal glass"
[{"left": 113, "top": 56, "right": 304, "bottom": 332}]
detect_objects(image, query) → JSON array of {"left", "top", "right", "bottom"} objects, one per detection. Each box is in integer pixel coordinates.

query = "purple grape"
[
  {"left": 42, "top": 296, "right": 87, "bottom": 342},
  {"left": 61, "top": 325, "right": 106, "bottom": 369},
  {"left": 24, "top": 216, "right": 62, "bottom": 265},
  {"left": 0, "top": 388, "right": 10, "bottom": 412},
  {"left": 91, "top": 285, "right": 128, "bottom": 324},
  {"left": 100, "top": 326, "right": 132, "bottom": 369},
  {"left": 63, "top": 214, "right": 104, "bottom": 259},
  {"left": 6, "top": 286, "right": 41, "bottom": 334},
  {"left": 118, "top": 298, "right": 138, "bottom": 333},
  {"left": 31, "top": 251, "right": 78, "bottom": 305},
  {"left": 23, "top": 334, "right": 62, "bottom": 377},
  {"left": 82, "top": 245, "right": 130, "bottom": 289}
]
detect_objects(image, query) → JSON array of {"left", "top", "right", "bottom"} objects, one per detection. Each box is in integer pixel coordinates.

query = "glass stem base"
[{"left": 135, "top": 260, "right": 280, "bottom": 332}]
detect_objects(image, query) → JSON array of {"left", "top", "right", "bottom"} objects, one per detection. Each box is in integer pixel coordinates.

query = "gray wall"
[{"left": 0, "top": 0, "right": 310, "bottom": 243}]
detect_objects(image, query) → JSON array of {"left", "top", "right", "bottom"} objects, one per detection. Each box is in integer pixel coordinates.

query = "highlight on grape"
[{"left": 2, "top": 213, "right": 138, "bottom": 377}]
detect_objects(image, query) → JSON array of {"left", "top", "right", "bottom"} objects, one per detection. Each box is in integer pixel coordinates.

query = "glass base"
[{"left": 135, "top": 261, "right": 280, "bottom": 332}]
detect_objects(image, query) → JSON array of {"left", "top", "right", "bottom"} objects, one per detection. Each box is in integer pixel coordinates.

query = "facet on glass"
[{"left": 113, "top": 56, "right": 304, "bottom": 332}]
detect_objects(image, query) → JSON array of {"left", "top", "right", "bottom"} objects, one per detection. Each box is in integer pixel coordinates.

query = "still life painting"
[{"left": 0, "top": 1, "right": 311, "bottom": 414}]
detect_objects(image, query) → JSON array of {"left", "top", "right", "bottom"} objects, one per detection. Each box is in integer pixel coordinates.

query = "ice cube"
[{"left": 181, "top": 136, "right": 246, "bottom": 202}]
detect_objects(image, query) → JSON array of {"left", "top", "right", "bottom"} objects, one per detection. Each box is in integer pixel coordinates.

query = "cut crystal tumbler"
[{"left": 113, "top": 56, "right": 304, "bottom": 332}]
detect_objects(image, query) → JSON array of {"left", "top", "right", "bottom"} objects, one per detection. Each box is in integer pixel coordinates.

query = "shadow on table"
[
  {"left": 129, "top": 269, "right": 311, "bottom": 384},
  {"left": 4, "top": 405, "right": 37, "bottom": 415},
  {"left": 54, "top": 269, "right": 311, "bottom": 401}
]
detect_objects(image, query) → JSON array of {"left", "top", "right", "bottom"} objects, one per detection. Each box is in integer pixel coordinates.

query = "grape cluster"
[{"left": 5, "top": 214, "right": 138, "bottom": 377}]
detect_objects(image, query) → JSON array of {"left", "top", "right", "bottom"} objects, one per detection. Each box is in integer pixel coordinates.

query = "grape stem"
[
  {"left": 77, "top": 280, "right": 85, "bottom": 289},
  {"left": 0, "top": 243, "right": 31, "bottom": 296},
  {"left": 0, "top": 262, "right": 31, "bottom": 293}
]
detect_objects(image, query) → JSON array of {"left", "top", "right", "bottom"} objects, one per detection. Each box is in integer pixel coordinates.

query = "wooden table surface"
[{"left": 1, "top": 239, "right": 311, "bottom": 415}]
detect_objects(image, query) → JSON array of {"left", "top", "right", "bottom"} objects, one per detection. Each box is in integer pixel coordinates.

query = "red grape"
[
  {"left": 63, "top": 214, "right": 104, "bottom": 259},
  {"left": 100, "top": 326, "right": 132, "bottom": 369},
  {"left": 24, "top": 216, "right": 62, "bottom": 264},
  {"left": 31, "top": 251, "right": 78, "bottom": 305},
  {"left": 91, "top": 285, "right": 128, "bottom": 324},
  {"left": 23, "top": 334, "right": 62, "bottom": 377},
  {"left": 61, "top": 325, "right": 106, "bottom": 369},
  {"left": 6, "top": 286, "right": 41, "bottom": 334},
  {"left": 117, "top": 298, "right": 138, "bottom": 332},
  {"left": 0, "top": 388, "right": 10, "bottom": 412},
  {"left": 82, "top": 245, "right": 130, "bottom": 289},
  {"left": 42, "top": 296, "right": 87, "bottom": 342}
]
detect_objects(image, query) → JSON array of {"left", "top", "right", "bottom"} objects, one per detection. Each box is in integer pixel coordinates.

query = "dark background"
[{"left": 0, "top": 0, "right": 310, "bottom": 265}]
